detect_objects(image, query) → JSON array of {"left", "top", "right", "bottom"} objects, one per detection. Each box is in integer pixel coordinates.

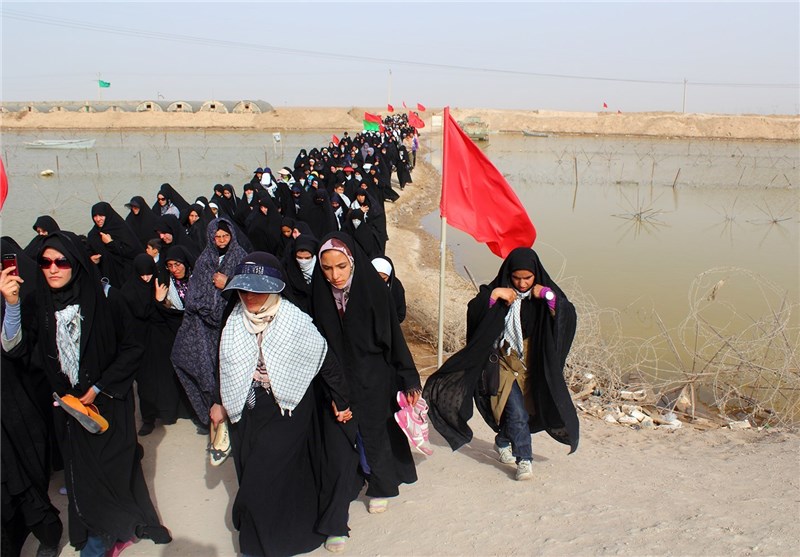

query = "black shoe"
[{"left": 138, "top": 421, "right": 155, "bottom": 436}]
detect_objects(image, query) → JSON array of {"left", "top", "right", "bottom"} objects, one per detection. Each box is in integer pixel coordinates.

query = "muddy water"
[
  {"left": 2, "top": 129, "right": 797, "bottom": 352},
  {"left": 422, "top": 134, "right": 800, "bottom": 347}
]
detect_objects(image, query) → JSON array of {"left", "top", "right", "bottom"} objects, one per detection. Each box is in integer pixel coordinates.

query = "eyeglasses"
[
  {"left": 39, "top": 256, "right": 72, "bottom": 270},
  {"left": 165, "top": 262, "right": 185, "bottom": 270}
]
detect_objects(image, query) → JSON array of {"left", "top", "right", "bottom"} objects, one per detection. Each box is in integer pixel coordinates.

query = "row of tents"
[{"left": 0, "top": 100, "right": 274, "bottom": 114}]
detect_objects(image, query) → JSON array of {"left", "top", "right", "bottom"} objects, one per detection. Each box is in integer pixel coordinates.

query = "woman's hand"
[
  {"left": 0, "top": 267, "right": 24, "bottom": 305},
  {"left": 90, "top": 254, "right": 102, "bottom": 265},
  {"left": 154, "top": 278, "right": 168, "bottom": 302},
  {"left": 100, "top": 232, "right": 113, "bottom": 244},
  {"left": 78, "top": 387, "right": 98, "bottom": 405},
  {"left": 212, "top": 272, "right": 227, "bottom": 290},
  {"left": 331, "top": 401, "right": 352, "bottom": 423},
  {"left": 490, "top": 287, "right": 516, "bottom": 306},
  {"left": 405, "top": 388, "right": 421, "bottom": 407},
  {"left": 209, "top": 403, "right": 227, "bottom": 427}
]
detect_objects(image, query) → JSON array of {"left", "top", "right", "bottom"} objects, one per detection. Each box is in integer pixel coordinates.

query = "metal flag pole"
[{"left": 437, "top": 215, "right": 447, "bottom": 369}]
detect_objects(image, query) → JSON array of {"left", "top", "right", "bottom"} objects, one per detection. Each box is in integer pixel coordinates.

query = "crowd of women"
[{"left": 1, "top": 116, "right": 580, "bottom": 557}]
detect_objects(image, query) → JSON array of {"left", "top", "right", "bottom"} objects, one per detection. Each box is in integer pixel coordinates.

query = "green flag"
[
  {"left": 363, "top": 120, "right": 380, "bottom": 132},
  {"left": 98, "top": 80, "right": 111, "bottom": 88}
]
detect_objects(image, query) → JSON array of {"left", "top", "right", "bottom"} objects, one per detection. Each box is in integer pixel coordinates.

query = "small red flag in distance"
[
  {"left": 417, "top": 103, "right": 426, "bottom": 112},
  {"left": 603, "top": 102, "right": 608, "bottom": 109},
  {"left": 387, "top": 104, "right": 394, "bottom": 112}
]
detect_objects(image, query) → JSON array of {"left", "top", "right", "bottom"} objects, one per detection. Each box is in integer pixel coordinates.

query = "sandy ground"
[{"left": 16, "top": 108, "right": 800, "bottom": 556}]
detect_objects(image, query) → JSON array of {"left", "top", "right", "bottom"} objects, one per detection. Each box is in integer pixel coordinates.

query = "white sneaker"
[
  {"left": 516, "top": 459, "right": 533, "bottom": 481},
  {"left": 495, "top": 444, "right": 515, "bottom": 465}
]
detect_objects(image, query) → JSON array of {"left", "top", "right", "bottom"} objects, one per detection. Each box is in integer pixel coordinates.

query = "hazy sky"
[{"left": 2, "top": 1, "right": 798, "bottom": 114}]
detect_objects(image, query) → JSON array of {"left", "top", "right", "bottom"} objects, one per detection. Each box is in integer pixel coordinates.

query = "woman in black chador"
[
  {"left": 1, "top": 231, "right": 171, "bottom": 556},
  {"left": 423, "top": 247, "right": 579, "bottom": 481},
  {"left": 87, "top": 202, "right": 143, "bottom": 288},
  {"left": 121, "top": 253, "right": 187, "bottom": 436},
  {"left": 311, "top": 232, "right": 420, "bottom": 516}
]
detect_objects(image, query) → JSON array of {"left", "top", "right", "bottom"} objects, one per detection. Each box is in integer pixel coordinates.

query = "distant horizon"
[{"left": 3, "top": 99, "right": 800, "bottom": 118}]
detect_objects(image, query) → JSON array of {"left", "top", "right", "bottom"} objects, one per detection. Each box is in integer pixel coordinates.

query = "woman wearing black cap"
[
  {"left": 213, "top": 252, "right": 352, "bottom": 555},
  {"left": 423, "top": 247, "right": 579, "bottom": 482},
  {"left": 1, "top": 231, "right": 171, "bottom": 556},
  {"left": 311, "top": 232, "right": 421, "bottom": 517}
]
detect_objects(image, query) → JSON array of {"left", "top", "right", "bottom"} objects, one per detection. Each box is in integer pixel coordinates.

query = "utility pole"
[
  {"left": 387, "top": 68, "right": 392, "bottom": 109},
  {"left": 682, "top": 78, "right": 687, "bottom": 113}
]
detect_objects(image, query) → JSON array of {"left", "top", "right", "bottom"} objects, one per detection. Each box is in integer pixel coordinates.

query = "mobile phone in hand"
[{"left": 2, "top": 254, "right": 19, "bottom": 277}]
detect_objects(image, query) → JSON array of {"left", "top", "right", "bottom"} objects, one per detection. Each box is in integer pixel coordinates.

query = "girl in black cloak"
[
  {"left": 212, "top": 252, "right": 352, "bottom": 556},
  {"left": 217, "top": 184, "right": 239, "bottom": 221},
  {"left": 194, "top": 196, "right": 217, "bottom": 223},
  {"left": 343, "top": 207, "right": 383, "bottom": 260},
  {"left": 423, "top": 247, "right": 579, "bottom": 481},
  {"left": 121, "top": 254, "right": 187, "bottom": 436},
  {"left": 301, "top": 189, "right": 339, "bottom": 241},
  {"left": 371, "top": 256, "right": 407, "bottom": 323},
  {"left": 281, "top": 234, "right": 318, "bottom": 314},
  {"left": 311, "top": 232, "right": 420, "bottom": 515},
  {"left": 155, "top": 215, "right": 200, "bottom": 259},
  {"left": 396, "top": 145, "right": 413, "bottom": 190},
  {"left": 152, "top": 183, "right": 189, "bottom": 218},
  {"left": 1, "top": 237, "right": 63, "bottom": 557},
  {"left": 170, "top": 219, "right": 247, "bottom": 436},
  {"left": 294, "top": 148, "right": 309, "bottom": 172},
  {"left": 124, "top": 196, "right": 160, "bottom": 249},
  {"left": 349, "top": 190, "right": 387, "bottom": 254},
  {"left": 277, "top": 217, "right": 296, "bottom": 260},
  {"left": 87, "top": 202, "right": 143, "bottom": 288},
  {"left": 23, "top": 215, "right": 61, "bottom": 259},
  {"left": 183, "top": 204, "right": 208, "bottom": 253},
  {"left": 0, "top": 231, "right": 171, "bottom": 556},
  {"left": 245, "top": 195, "right": 283, "bottom": 256}
]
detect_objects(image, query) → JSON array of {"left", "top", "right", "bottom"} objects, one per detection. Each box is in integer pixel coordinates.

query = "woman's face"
[
  {"left": 40, "top": 247, "right": 73, "bottom": 289},
  {"left": 511, "top": 269, "right": 535, "bottom": 293},
  {"left": 159, "top": 232, "right": 174, "bottom": 245},
  {"left": 281, "top": 226, "right": 292, "bottom": 238},
  {"left": 140, "top": 274, "right": 153, "bottom": 283},
  {"left": 131, "top": 206, "right": 141, "bottom": 215},
  {"left": 92, "top": 214, "right": 106, "bottom": 228},
  {"left": 166, "top": 260, "right": 186, "bottom": 280},
  {"left": 320, "top": 249, "right": 352, "bottom": 289},
  {"left": 214, "top": 229, "right": 231, "bottom": 250},
  {"left": 223, "top": 190, "right": 232, "bottom": 199},
  {"left": 239, "top": 291, "right": 270, "bottom": 313},
  {"left": 188, "top": 211, "right": 199, "bottom": 225}
]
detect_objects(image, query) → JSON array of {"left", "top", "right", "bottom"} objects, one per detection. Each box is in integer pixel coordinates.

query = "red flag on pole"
[
  {"left": 408, "top": 111, "right": 425, "bottom": 129},
  {"left": 364, "top": 112, "right": 382, "bottom": 124},
  {"left": 402, "top": 101, "right": 407, "bottom": 109},
  {"left": 0, "top": 156, "right": 8, "bottom": 212},
  {"left": 387, "top": 104, "right": 394, "bottom": 113},
  {"left": 416, "top": 103, "right": 426, "bottom": 112},
  {"left": 332, "top": 134, "right": 340, "bottom": 146},
  {"left": 602, "top": 102, "right": 608, "bottom": 109},
  {"left": 440, "top": 107, "right": 535, "bottom": 258}
]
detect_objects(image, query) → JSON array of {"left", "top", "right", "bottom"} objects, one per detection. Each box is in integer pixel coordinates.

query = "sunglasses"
[{"left": 39, "top": 256, "right": 72, "bottom": 270}]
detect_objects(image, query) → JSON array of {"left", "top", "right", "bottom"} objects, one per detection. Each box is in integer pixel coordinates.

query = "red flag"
[
  {"left": 416, "top": 103, "right": 426, "bottom": 112},
  {"left": 364, "top": 112, "right": 382, "bottom": 124},
  {"left": 402, "top": 101, "right": 407, "bottom": 109},
  {"left": 408, "top": 111, "right": 425, "bottom": 129},
  {"left": 440, "top": 107, "right": 535, "bottom": 258},
  {"left": 332, "top": 134, "right": 340, "bottom": 146},
  {"left": 387, "top": 104, "right": 394, "bottom": 113},
  {"left": 603, "top": 102, "right": 608, "bottom": 109},
  {"left": 0, "top": 157, "right": 8, "bottom": 212}
]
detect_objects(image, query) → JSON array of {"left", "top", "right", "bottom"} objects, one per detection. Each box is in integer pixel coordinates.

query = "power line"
[{"left": 4, "top": 8, "right": 797, "bottom": 90}]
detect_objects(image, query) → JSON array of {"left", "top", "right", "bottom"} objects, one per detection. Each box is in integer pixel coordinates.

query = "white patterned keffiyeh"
[
  {"left": 55, "top": 304, "right": 82, "bottom": 387},
  {"left": 501, "top": 289, "right": 531, "bottom": 360},
  {"left": 166, "top": 278, "right": 185, "bottom": 310},
  {"left": 219, "top": 299, "right": 327, "bottom": 423}
]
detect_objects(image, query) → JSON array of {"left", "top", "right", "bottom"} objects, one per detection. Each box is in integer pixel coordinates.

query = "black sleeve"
[{"left": 318, "top": 349, "right": 349, "bottom": 410}]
